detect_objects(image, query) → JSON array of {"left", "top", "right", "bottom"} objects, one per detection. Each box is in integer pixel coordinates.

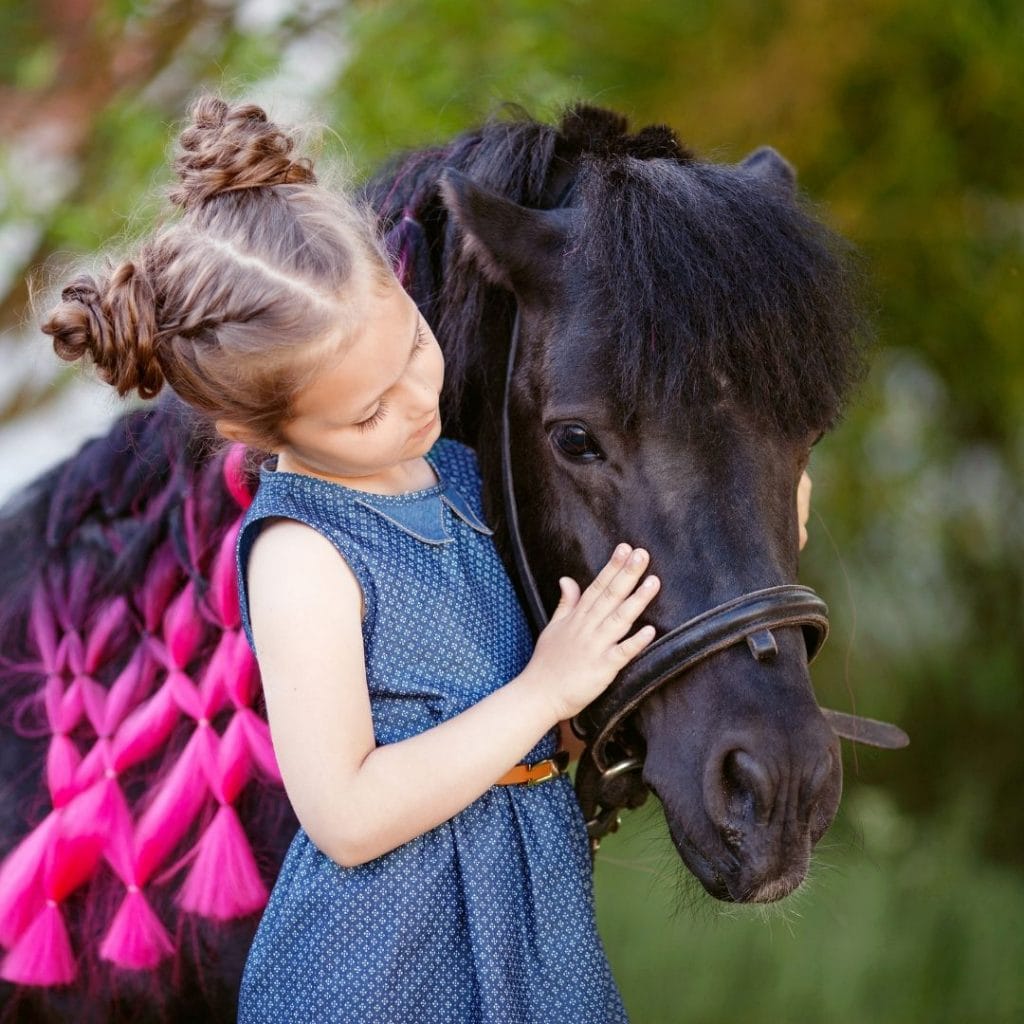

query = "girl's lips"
[{"left": 412, "top": 411, "right": 438, "bottom": 436}]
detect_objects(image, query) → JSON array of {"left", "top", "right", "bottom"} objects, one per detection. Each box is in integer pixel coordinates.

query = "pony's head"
[{"left": 439, "top": 115, "right": 868, "bottom": 901}]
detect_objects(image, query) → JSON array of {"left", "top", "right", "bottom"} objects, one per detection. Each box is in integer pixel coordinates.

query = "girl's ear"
[{"left": 215, "top": 419, "right": 257, "bottom": 447}]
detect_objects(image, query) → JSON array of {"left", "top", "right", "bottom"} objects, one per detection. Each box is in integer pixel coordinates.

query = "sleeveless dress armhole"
[{"left": 235, "top": 510, "right": 378, "bottom": 657}]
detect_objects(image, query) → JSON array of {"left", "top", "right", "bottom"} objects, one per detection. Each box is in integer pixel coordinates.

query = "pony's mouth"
[
  {"left": 669, "top": 830, "right": 731, "bottom": 900},
  {"left": 666, "top": 817, "right": 810, "bottom": 903},
  {"left": 646, "top": 781, "right": 733, "bottom": 900}
]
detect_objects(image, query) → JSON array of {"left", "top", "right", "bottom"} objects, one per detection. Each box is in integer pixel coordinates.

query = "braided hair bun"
[
  {"left": 44, "top": 95, "right": 382, "bottom": 415},
  {"left": 43, "top": 260, "right": 164, "bottom": 400},
  {"left": 170, "top": 96, "right": 316, "bottom": 211}
]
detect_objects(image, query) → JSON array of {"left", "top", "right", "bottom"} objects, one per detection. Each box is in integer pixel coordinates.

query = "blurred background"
[{"left": 1, "top": 1, "right": 1021, "bottom": 1021}]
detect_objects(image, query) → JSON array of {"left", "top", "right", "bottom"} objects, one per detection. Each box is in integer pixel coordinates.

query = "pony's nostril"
[
  {"left": 703, "top": 744, "right": 779, "bottom": 847},
  {"left": 802, "top": 749, "right": 839, "bottom": 830},
  {"left": 723, "top": 749, "right": 774, "bottom": 826},
  {"left": 805, "top": 751, "right": 833, "bottom": 805}
]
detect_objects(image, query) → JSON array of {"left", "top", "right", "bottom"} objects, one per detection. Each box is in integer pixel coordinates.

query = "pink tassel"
[
  {"left": 212, "top": 715, "right": 251, "bottom": 803},
  {"left": 236, "top": 708, "right": 281, "bottom": 783},
  {"left": 45, "top": 814, "right": 106, "bottom": 905},
  {"left": 61, "top": 776, "right": 134, "bottom": 889},
  {"left": 44, "top": 674, "right": 83, "bottom": 735},
  {"left": 222, "top": 631, "right": 259, "bottom": 708},
  {"left": 0, "top": 902, "right": 76, "bottom": 986},
  {"left": 133, "top": 734, "right": 209, "bottom": 883},
  {"left": 45, "top": 734, "right": 81, "bottom": 808},
  {"left": 29, "top": 583, "right": 58, "bottom": 672},
  {"left": 0, "top": 814, "right": 57, "bottom": 947},
  {"left": 54, "top": 630, "right": 84, "bottom": 677},
  {"left": 109, "top": 684, "right": 179, "bottom": 772},
  {"left": 72, "top": 737, "right": 113, "bottom": 794},
  {"left": 167, "top": 669, "right": 202, "bottom": 720},
  {"left": 138, "top": 544, "right": 184, "bottom": 633},
  {"left": 143, "top": 634, "right": 172, "bottom": 672},
  {"left": 78, "top": 675, "right": 107, "bottom": 735},
  {"left": 177, "top": 805, "right": 267, "bottom": 919},
  {"left": 83, "top": 596, "right": 129, "bottom": 674},
  {"left": 98, "top": 888, "right": 174, "bottom": 970},
  {"left": 197, "top": 633, "right": 232, "bottom": 719},
  {"left": 205, "top": 522, "right": 241, "bottom": 629},
  {"left": 102, "top": 648, "right": 153, "bottom": 737},
  {"left": 222, "top": 443, "right": 253, "bottom": 509},
  {"left": 163, "top": 583, "right": 203, "bottom": 669}
]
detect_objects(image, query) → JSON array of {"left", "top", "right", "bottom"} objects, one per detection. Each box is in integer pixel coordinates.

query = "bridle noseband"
[{"left": 499, "top": 307, "right": 909, "bottom": 850}]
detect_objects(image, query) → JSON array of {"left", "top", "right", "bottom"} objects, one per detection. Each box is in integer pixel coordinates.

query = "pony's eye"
[{"left": 550, "top": 422, "right": 605, "bottom": 462}]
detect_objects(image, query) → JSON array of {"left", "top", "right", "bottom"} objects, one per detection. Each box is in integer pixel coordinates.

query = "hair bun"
[
  {"left": 44, "top": 264, "right": 165, "bottom": 400},
  {"left": 170, "top": 95, "right": 316, "bottom": 212}
]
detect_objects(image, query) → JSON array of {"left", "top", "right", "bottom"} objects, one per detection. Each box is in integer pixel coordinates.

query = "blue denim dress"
[{"left": 234, "top": 438, "right": 628, "bottom": 1023}]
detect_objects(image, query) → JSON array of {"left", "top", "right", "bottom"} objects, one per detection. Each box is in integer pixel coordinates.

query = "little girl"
[{"left": 43, "top": 97, "right": 661, "bottom": 1023}]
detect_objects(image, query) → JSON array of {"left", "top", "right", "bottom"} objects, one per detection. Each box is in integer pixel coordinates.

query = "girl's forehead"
[{"left": 295, "top": 282, "right": 416, "bottom": 421}]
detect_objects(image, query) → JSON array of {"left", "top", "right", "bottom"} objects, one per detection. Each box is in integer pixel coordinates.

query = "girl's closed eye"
[
  {"left": 355, "top": 321, "right": 431, "bottom": 432},
  {"left": 357, "top": 399, "right": 388, "bottom": 432}
]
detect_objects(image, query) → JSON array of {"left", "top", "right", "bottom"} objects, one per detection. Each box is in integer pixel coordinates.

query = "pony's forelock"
[
  {"left": 367, "top": 103, "right": 869, "bottom": 438},
  {"left": 572, "top": 155, "right": 870, "bottom": 435}
]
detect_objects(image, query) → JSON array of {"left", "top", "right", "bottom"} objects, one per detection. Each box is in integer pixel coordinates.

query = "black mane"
[{"left": 364, "top": 103, "right": 868, "bottom": 437}]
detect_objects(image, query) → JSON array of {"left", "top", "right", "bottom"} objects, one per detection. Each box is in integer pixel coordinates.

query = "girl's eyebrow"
[{"left": 351, "top": 314, "right": 421, "bottom": 420}]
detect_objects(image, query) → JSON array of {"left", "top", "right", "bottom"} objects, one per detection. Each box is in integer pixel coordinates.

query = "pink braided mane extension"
[{"left": 0, "top": 443, "right": 283, "bottom": 987}]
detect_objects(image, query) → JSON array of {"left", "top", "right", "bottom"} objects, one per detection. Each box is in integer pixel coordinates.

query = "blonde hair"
[{"left": 42, "top": 96, "right": 394, "bottom": 450}]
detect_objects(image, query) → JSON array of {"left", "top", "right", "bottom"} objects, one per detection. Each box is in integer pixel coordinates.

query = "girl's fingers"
[
  {"left": 797, "top": 471, "right": 812, "bottom": 551},
  {"left": 550, "top": 576, "right": 581, "bottom": 621},
  {"left": 613, "top": 624, "right": 657, "bottom": 663},
  {"left": 602, "top": 574, "right": 660, "bottom": 639},
  {"left": 590, "top": 548, "right": 649, "bottom": 615},
  {"left": 575, "top": 544, "right": 632, "bottom": 614}
]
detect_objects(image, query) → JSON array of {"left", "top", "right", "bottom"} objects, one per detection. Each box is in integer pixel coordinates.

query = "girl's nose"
[{"left": 404, "top": 359, "right": 441, "bottom": 411}]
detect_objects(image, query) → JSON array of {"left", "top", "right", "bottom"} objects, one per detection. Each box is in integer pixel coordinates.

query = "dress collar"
[
  {"left": 259, "top": 447, "right": 493, "bottom": 546},
  {"left": 352, "top": 487, "right": 492, "bottom": 545}
]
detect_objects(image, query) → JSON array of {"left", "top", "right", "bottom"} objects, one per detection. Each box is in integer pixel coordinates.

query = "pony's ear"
[
  {"left": 439, "top": 168, "right": 570, "bottom": 301},
  {"left": 740, "top": 146, "right": 797, "bottom": 194}
]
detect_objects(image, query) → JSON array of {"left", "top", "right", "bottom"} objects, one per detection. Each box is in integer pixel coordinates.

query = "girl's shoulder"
[{"left": 236, "top": 462, "right": 381, "bottom": 653}]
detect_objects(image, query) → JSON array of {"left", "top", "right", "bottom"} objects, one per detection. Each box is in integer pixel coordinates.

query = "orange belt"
[{"left": 495, "top": 750, "right": 570, "bottom": 786}]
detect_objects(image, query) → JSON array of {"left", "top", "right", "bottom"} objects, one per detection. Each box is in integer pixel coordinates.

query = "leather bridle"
[{"left": 498, "top": 307, "right": 909, "bottom": 849}]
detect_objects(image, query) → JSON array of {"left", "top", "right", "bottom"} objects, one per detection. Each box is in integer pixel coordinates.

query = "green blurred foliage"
[
  {"left": 597, "top": 790, "right": 1024, "bottom": 1023},
  {"left": 2, "top": 0, "right": 1021, "bottom": 1019}
]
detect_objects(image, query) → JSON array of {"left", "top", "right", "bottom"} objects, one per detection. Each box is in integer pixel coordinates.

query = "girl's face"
[{"left": 275, "top": 277, "right": 444, "bottom": 488}]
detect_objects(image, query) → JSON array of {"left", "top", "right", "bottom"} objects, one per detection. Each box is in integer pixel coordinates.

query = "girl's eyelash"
[
  {"left": 357, "top": 399, "right": 388, "bottom": 431},
  {"left": 356, "top": 321, "right": 429, "bottom": 432}
]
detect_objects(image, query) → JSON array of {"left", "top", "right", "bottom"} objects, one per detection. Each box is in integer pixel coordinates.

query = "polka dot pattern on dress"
[{"left": 234, "top": 438, "right": 628, "bottom": 1023}]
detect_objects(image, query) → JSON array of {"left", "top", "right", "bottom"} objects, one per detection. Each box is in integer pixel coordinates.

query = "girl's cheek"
[{"left": 433, "top": 345, "right": 445, "bottom": 390}]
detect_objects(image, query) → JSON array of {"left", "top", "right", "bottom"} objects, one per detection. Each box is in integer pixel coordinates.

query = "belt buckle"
[{"left": 527, "top": 749, "right": 570, "bottom": 786}]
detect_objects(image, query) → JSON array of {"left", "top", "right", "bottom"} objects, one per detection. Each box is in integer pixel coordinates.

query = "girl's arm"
[{"left": 247, "top": 520, "right": 657, "bottom": 868}]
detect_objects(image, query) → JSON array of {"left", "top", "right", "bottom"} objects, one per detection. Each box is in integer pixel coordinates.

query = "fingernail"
[
  {"left": 642, "top": 576, "right": 658, "bottom": 589},
  {"left": 615, "top": 543, "right": 630, "bottom": 560},
  {"left": 630, "top": 549, "right": 646, "bottom": 565}
]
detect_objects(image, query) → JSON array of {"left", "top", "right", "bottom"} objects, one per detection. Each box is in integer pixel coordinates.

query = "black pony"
[{"left": 0, "top": 105, "right": 876, "bottom": 1021}]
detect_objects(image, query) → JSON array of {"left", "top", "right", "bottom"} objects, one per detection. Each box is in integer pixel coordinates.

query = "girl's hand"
[
  {"left": 798, "top": 471, "right": 812, "bottom": 551},
  {"left": 524, "top": 545, "right": 659, "bottom": 723}
]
